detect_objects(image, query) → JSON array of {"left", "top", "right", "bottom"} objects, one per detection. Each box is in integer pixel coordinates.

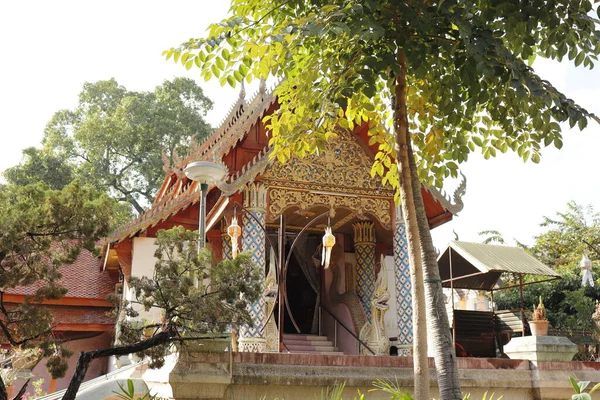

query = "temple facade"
[{"left": 105, "top": 83, "right": 465, "bottom": 358}]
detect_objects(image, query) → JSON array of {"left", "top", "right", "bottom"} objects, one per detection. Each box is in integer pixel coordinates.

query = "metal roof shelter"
[
  {"left": 438, "top": 241, "right": 560, "bottom": 291},
  {"left": 437, "top": 241, "right": 561, "bottom": 353}
]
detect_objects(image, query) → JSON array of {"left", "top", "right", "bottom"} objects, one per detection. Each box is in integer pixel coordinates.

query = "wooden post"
[{"left": 519, "top": 274, "right": 525, "bottom": 337}]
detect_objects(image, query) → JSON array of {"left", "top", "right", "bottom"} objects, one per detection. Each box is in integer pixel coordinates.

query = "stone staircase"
[{"left": 282, "top": 334, "right": 344, "bottom": 355}]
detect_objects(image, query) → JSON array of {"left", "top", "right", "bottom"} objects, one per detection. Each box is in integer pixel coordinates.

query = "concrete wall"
[{"left": 169, "top": 352, "right": 600, "bottom": 400}]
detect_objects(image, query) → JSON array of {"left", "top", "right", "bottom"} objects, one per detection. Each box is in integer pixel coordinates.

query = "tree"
[
  {"left": 478, "top": 230, "right": 507, "bottom": 245},
  {"left": 2, "top": 147, "right": 74, "bottom": 191},
  {"left": 0, "top": 181, "right": 260, "bottom": 399},
  {"left": 0, "top": 181, "right": 115, "bottom": 399},
  {"left": 62, "top": 227, "right": 261, "bottom": 400},
  {"left": 165, "top": 2, "right": 600, "bottom": 398},
  {"left": 531, "top": 202, "right": 600, "bottom": 272},
  {"left": 2, "top": 147, "right": 133, "bottom": 229},
  {"left": 42, "top": 77, "right": 214, "bottom": 214},
  {"left": 494, "top": 202, "right": 600, "bottom": 339}
]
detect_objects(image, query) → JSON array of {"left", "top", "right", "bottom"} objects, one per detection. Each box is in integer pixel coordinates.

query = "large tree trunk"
[
  {"left": 407, "top": 140, "right": 462, "bottom": 399},
  {"left": 395, "top": 48, "right": 430, "bottom": 400}
]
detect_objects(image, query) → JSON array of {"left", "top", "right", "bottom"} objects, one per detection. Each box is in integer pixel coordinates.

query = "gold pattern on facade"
[
  {"left": 267, "top": 189, "right": 392, "bottom": 230},
  {"left": 244, "top": 182, "right": 267, "bottom": 211},
  {"left": 353, "top": 222, "right": 376, "bottom": 244},
  {"left": 261, "top": 130, "right": 393, "bottom": 197}
]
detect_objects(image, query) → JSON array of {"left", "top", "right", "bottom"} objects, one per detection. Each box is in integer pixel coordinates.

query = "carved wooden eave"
[
  {"left": 216, "top": 147, "right": 273, "bottom": 196},
  {"left": 107, "top": 181, "right": 202, "bottom": 243},
  {"left": 178, "top": 81, "right": 276, "bottom": 169},
  {"left": 106, "top": 83, "right": 276, "bottom": 245}
]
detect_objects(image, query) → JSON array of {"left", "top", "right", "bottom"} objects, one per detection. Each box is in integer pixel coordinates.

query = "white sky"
[{"left": 1, "top": 1, "right": 599, "bottom": 251}]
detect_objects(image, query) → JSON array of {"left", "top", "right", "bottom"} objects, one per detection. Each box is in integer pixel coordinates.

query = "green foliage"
[
  {"left": 0, "top": 180, "right": 116, "bottom": 385},
  {"left": 478, "top": 230, "right": 506, "bottom": 245},
  {"left": 569, "top": 376, "right": 600, "bottom": 400},
  {"left": 168, "top": 2, "right": 599, "bottom": 398},
  {"left": 531, "top": 202, "right": 600, "bottom": 273},
  {"left": 3, "top": 147, "right": 74, "bottom": 190},
  {"left": 119, "top": 226, "right": 262, "bottom": 369},
  {"left": 372, "top": 379, "right": 414, "bottom": 400},
  {"left": 316, "top": 382, "right": 346, "bottom": 400},
  {"left": 259, "top": 379, "right": 504, "bottom": 400},
  {"left": 494, "top": 202, "right": 600, "bottom": 333},
  {"left": 167, "top": 0, "right": 599, "bottom": 194},
  {"left": 113, "top": 379, "right": 164, "bottom": 400},
  {"left": 23, "top": 378, "right": 46, "bottom": 400},
  {"left": 40, "top": 77, "right": 213, "bottom": 214},
  {"left": 0, "top": 181, "right": 114, "bottom": 290}
]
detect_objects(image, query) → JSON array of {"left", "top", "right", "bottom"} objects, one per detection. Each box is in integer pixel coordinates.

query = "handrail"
[{"left": 320, "top": 304, "right": 375, "bottom": 355}]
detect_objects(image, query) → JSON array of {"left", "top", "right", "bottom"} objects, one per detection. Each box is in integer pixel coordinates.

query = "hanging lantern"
[
  {"left": 228, "top": 213, "right": 242, "bottom": 259},
  {"left": 581, "top": 253, "right": 594, "bottom": 287},
  {"left": 322, "top": 226, "right": 336, "bottom": 269}
]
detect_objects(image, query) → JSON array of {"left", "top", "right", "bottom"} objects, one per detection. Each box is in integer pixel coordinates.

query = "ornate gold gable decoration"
[
  {"left": 268, "top": 189, "right": 392, "bottom": 229},
  {"left": 261, "top": 130, "right": 393, "bottom": 197}
]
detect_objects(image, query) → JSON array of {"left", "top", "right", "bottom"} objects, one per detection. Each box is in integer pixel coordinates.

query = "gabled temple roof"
[
  {"left": 7, "top": 249, "right": 116, "bottom": 302},
  {"left": 108, "top": 84, "right": 466, "bottom": 244}
]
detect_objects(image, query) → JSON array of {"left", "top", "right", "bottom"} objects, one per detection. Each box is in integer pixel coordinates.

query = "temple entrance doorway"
[{"left": 283, "top": 235, "right": 321, "bottom": 334}]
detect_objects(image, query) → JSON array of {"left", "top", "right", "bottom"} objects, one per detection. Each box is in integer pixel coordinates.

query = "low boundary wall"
[{"left": 169, "top": 352, "right": 600, "bottom": 400}]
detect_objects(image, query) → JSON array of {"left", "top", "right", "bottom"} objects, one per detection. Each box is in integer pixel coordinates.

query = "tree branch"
[{"left": 62, "top": 331, "right": 173, "bottom": 400}]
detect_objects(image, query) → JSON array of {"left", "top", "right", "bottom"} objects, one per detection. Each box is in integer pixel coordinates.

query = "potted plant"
[{"left": 529, "top": 296, "right": 549, "bottom": 336}]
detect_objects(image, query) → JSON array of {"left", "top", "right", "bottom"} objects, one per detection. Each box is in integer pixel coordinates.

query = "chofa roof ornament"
[{"left": 425, "top": 172, "right": 467, "bottom": 215}]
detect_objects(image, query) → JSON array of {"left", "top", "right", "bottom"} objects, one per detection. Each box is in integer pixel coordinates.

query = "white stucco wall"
[
  {"left": 126, "top": 237, "right": 163, "bottom": 325},
  {"left": 131, "top": 237, "right": 158, "bottom": 278}
]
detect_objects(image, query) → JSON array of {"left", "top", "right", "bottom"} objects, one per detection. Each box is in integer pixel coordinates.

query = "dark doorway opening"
[{"left": 283, "top": 237, "right": 319, "bottom": 334}]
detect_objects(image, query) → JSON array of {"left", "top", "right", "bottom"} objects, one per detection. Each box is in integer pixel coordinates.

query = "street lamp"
[{"left": 184, "top": 161, "right": 227, "bottom": 251}]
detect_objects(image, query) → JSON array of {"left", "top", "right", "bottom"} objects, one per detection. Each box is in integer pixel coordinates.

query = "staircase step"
[
  {"left": 281, "top": 334, "right": 345, "bottom": 355},
  {"left": 283, "top": 334, "right": 328, "bottom": 342},
  {"left": 287, "top": 350, "right": 345, "bottom": 355},
  {"left": 285, "top": 344, "right": 336, "bottom": 352},
  {"left": 283, "top": 339, "right": 334, "bottom": 347}
]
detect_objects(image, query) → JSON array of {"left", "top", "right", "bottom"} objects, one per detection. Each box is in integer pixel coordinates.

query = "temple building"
[
  {"left": 105, "top": 82, "right": 465, "bottom": 358},
  {"left": 5, "top": 248, "right": 116, "bottom": 394}
]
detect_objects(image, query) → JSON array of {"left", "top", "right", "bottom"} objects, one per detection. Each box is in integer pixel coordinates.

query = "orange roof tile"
[
  {"left": 47, "top": 305, "right": 114, "bottom": 326},
  {"left": 6, "top": 249, "right": 116, "bottom": 300}
]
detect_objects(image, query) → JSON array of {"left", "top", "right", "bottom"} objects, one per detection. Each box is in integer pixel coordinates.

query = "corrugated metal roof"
[
  {"left": 437, "top": 241, "right": 560, "bottom": 290},
  {"left": 448, "top": 241, "right": 559, "bottom": 276}
]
